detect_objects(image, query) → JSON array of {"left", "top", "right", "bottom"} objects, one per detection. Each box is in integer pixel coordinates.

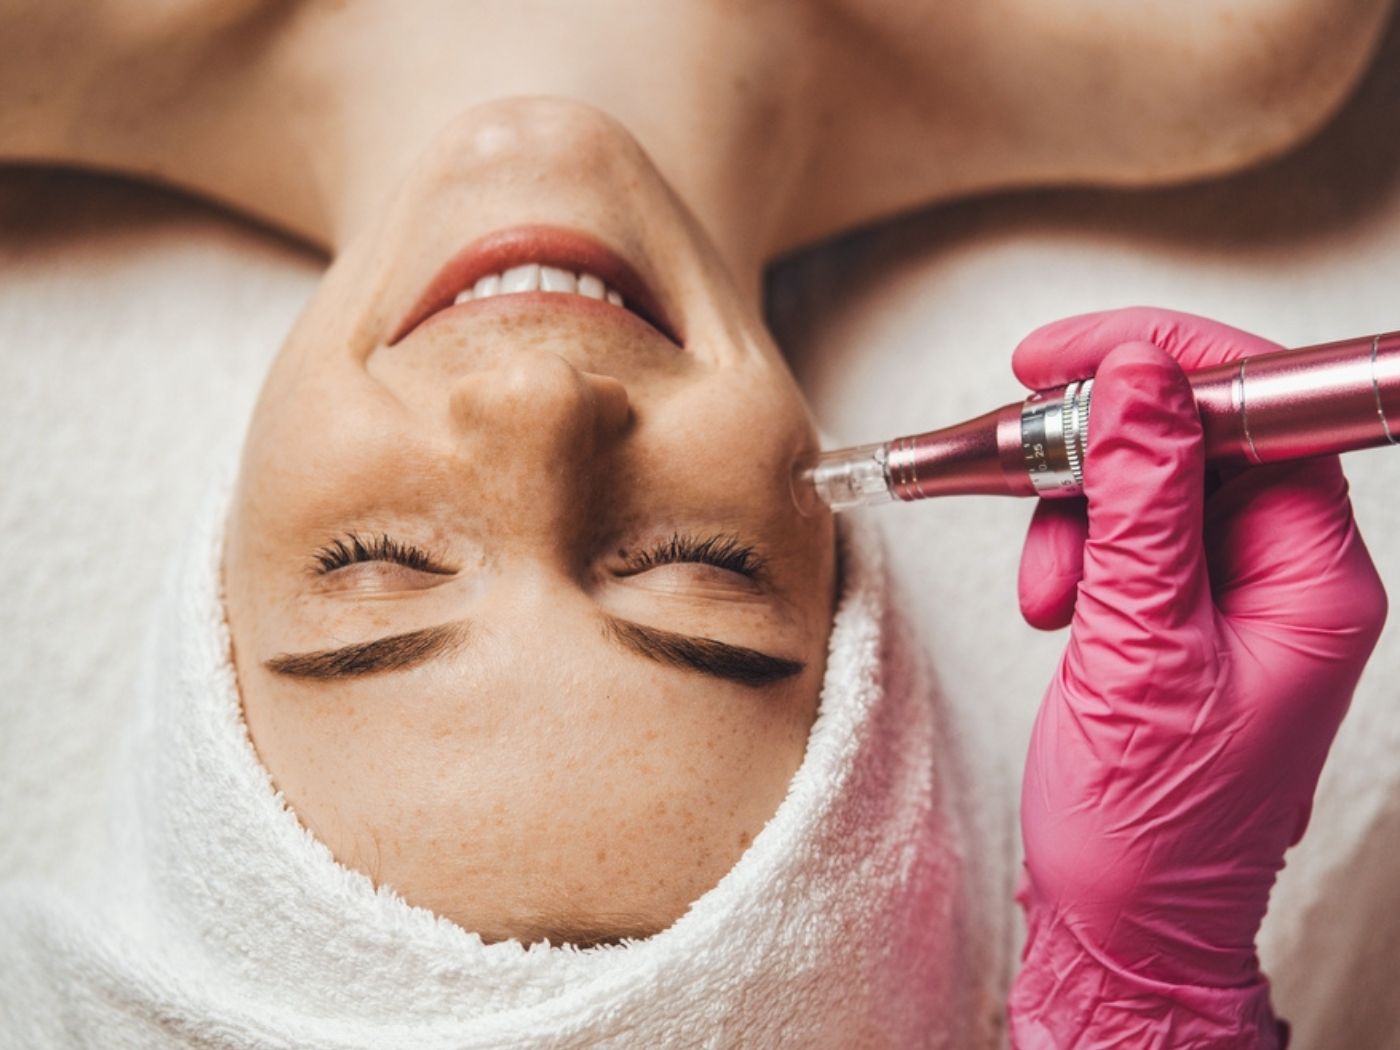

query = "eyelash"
[
  {"left": 310, "top": 531, "right": 764, "bottom": 579},
  {"left": 312, "top": 533, "right": 452, "bottom": 576},
  {"left": 617, "top": 533, "right": 764, "bottom": 578}
]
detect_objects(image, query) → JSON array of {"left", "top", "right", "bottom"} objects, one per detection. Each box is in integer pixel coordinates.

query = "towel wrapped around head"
[{"left": 0, "top": 479, "right": 1002, "bottom": 1049}]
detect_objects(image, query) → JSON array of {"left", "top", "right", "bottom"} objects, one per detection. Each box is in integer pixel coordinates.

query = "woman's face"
[{"left": 223, "top": 98, "right": 836, "bottom": 947}]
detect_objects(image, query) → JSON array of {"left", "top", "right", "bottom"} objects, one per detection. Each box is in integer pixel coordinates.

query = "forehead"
[
  {"left": 231, "top": 597, "right": 823, "bottom": 947},
  {"left": 238, "top": 606, "right": 822, "bottom": 849}
]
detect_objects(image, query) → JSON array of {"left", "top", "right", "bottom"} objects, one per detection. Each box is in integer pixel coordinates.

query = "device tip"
[
  {"left": 790, "top": 458, "right": 827, "bottom": 518},
  {"left": 792, "top": 442, "right": 896, "bottom": 514}
]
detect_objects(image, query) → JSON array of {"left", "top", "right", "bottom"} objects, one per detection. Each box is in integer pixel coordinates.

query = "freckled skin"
[{"left": 222, "top": 101, "right": 837, "bottom": 946}]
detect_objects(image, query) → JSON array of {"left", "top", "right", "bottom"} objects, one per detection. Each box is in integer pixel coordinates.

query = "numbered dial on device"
[{"left": 1021, "top": 379, "right": 1094, "bottom": 497}]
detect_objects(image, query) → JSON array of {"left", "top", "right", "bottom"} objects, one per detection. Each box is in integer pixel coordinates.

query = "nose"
[{"left": 448, "top": 350, "right": 632, "bottom": 532}]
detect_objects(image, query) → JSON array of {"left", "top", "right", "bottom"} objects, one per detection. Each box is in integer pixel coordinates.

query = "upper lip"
[{"left": 388, "top": 225, "right": 682, "bottom": 347}]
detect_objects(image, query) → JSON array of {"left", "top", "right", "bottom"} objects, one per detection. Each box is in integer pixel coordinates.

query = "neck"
[{"left": 208, "top": 4, "right": 819, "bottom": 303}]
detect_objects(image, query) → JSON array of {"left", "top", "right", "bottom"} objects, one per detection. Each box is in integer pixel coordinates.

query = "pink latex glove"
[{"left": 1007, "top": 309, "right": 1389, "bottom": 1048}]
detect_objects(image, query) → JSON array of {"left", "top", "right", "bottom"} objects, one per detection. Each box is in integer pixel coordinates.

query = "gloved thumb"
[{"left": 1062, "top": 341, "right": 1213, "bottom": 695}]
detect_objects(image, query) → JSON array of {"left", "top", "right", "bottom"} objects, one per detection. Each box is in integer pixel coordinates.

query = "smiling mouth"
[{"left": 389, "top": 225, "right": 683, "bottom": 347}]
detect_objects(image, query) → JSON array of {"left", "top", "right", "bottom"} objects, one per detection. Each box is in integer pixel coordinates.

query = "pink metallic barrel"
[
  {"left": 887, "top": 403, "right": 1035, "bottom": 499},
  {"left": 1192, "top": 332, "right": 1400, "bottom": 466},
  {"left": 884, "top": 331, "right": 1399, "bottom": 501}
]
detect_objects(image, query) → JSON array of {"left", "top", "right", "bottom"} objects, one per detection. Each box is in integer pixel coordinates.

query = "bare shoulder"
[{"left": 775, "top": 0, "right": 1396, "bottom": 253}]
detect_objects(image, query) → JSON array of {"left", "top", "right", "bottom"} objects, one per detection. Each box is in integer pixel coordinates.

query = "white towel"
[{"left": 0, "top": 475, "right": 1004, "bottom": 1049}]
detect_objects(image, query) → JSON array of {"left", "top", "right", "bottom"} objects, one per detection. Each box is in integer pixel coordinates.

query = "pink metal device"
[{"left": 798, "top": 330, "right": 1400, "bottom": 512}]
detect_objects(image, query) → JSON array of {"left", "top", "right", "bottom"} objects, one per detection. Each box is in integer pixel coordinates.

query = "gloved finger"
[
  {"left": 1063, "top": 341, "right": 1214, "bottom": 697},
  {"left": 1016, "top": 455, "right": 1230, "bottom": 635},
  {"left": 1205, "top": 454, "right": 1388, "bottom": 644},
  {"left": 1012, "top": 307, "right": 1282, "bottom": 392},
  {"left": 1018, "top": 498, "right": 1087, "bottom": 630}
]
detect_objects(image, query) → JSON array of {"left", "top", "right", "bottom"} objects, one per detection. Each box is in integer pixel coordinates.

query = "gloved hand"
[{"left": 1007, "top": 308, "right": 1389, "bottom": 1048}]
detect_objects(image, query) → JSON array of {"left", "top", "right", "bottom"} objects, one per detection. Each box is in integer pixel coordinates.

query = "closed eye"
[
  {"left": 307, "top": 530, "right": 765, "bottom": 583},
  {"left": 310, "top": 533, "right": 454, "bottom": 576},
  {"left": 615, "top": 533, "right": 765, "bottom": 580}
]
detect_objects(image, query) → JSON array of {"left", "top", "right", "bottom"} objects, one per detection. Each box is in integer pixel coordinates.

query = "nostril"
[{"left": 586, "top": 374, "right": 632, "bottom": 437}]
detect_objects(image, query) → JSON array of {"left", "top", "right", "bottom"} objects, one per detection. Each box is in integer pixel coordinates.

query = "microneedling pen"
[{"left": 796, "top": 330, "right": 1400, "bottom": 513}]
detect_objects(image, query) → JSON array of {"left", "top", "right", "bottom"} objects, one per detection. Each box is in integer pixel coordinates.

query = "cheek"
[
  {"left": 244, "top": 373, "right": 402, "bottom": 510},
  {"left": 637, "top": 371, "right": 813, "bottom": 504}
]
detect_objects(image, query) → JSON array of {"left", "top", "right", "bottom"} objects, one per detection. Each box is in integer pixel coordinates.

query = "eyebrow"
[
  {"left": 263, "top": 623, "right": 469, "bottom": 679},
  {"left": 601, "top": 618, "right": 803, "bottom": 686},
  {"left": 262, "top": 617, "right": 804, "bottom": 688}
]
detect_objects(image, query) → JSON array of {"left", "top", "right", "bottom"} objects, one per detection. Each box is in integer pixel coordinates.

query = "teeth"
[
  {"left": 450, "top": 266, "right": 630, "bottom": 312},
  {"left": 500, "top": 263, "right": 541, "bottom": 293},
  {"left": 539, "top": 266, "right": 577, "bottom": 293}
]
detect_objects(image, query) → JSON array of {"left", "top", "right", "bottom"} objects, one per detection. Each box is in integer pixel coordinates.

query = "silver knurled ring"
[{"left": 1063, "top": 378, "right": 1092, "bottom": 486}]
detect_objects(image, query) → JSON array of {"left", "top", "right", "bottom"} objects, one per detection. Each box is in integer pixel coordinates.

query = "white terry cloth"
[{"left": 0, "top": 476, "right": 1003, "bottom": 1049}]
